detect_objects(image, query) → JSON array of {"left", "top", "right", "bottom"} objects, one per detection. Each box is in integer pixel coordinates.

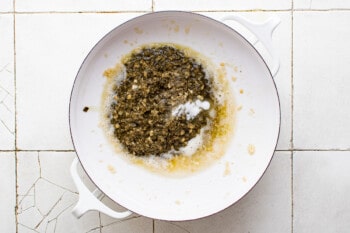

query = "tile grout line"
[
  {"left": 5, "top": 9, "right": 350, "bottom": 14},
  {"left": 12, "top": 10, "right": 152, "bottom": 14},
  {"left": 291, "top": 0, "right": 295, "bottom": 232},
  {"left": 99, "top": 212, "right": 102, "bottom": 233},
  {"left": 2, "top": 9, "right": 296, "bottom": 15},
  {"left": 13, "top": 0, "right": 18, "bottom": 232}
]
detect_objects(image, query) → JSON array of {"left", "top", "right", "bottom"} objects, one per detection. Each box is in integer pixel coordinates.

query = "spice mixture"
[{"left": 107, "top": 45, "right": 215, "bottom": 156}]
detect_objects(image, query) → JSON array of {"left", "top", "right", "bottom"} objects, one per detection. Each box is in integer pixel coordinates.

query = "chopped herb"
[{"left": 108, "top": 45, "right": 215, "bottom": 156}]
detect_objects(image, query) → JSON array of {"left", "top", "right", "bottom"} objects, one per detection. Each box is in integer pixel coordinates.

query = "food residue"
[
  {"left": 175, "top": 200, "right": 182, "bottom": 205},
  {"left": 239, "top": 89, "right": 244, "bottom": 94},
  {"left": 248, "top": 144, "right": 255, "bottom": 155},
  {"left": 101, "top": 43, "right": 236, "bottom": 175},
  {"left": 83, "top": 106, "right": 89, "bottom": 112},
  {"left": 237, "top": 105, "right": 243, "bottom": 111},
  {"left": 106, "top": 45, "right": 214, "bottom": 156},
  {"left": 107, "top": 164, "right": 116, "bottom": 174},
  {"left": 249, "top": 108, "right": 255, "bottom": 116},
  {"left": 134, "top": 27, "right": 143, "bottom": 34},
  {"left": 223, "top": 161, "right": 231, "bottom": 176},
  {"left": 184, "top": 26, "right": 190, "bottom": 34},
  {"left": 231, "top": 76, "right": 237, "bottom": 82},
  {"left": 242, "top": 176, "right": 247, "bottom": 182}
]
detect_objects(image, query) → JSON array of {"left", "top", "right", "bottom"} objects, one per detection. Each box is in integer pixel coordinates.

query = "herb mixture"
[{"left": 107, "top": 45, "right": 215, "bottom": 156}]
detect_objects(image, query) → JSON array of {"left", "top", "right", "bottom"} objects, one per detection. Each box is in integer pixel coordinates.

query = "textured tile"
[
  {"left": 17, "top": 151, "right": 153, "bottom": 232},
  {"left": 154, "top": 0, "right": 291, "bottom": 11},
  {"left": 0, "top": 14, "right": 15, "bottom": 150},
  {"left": 17, "top": 152, "right": 101, "bottom": 233},
  {"left": 199, "top": 12, "right": 292, "bottom": 150},
  {"left": 0, "top": 0, "right": 13, "bottom": 12},
  {"left": 16, "top": 13, "right": 142, "bottom": 150},
  {"left": 294, "top": 151, "right": 350, "bottom": 233},
  {"left": 0, "top": 152, "right": 16, "bottom": 233},
  {"left": 155, "top": 152, "right": 291, "bottom": 233},
  {"left": 16, "top": 0, "right": 151, "bottom": 12},
  {"left": 294, "top": 0, "right": 350, "bottom": 9},
  {"left": 294, "top": 12, "right": 350, "bottom": 149}
]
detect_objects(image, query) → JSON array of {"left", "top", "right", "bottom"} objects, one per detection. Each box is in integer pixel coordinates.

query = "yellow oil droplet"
[
  {"left": 134, "top": 27, "right": 143, "bottom": 34},
  {"left": 223, "top": 161, "right": 231, "bottom": 176},
  {"left": 248, "top": 144, "right": 255, "bottom": 155},
  {"left": 107, "top": 164, "right": 116, "bottom": 174}
]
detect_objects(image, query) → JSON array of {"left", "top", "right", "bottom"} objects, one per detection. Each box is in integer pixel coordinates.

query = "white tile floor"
[{"left": 1, "top": 1, "right": 350, "bottom": 232}]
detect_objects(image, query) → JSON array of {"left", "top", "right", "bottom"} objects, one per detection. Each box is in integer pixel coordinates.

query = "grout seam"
[
  {"left": 13, "top": 0, "right": 19, "bottom": 230},
  {"left": 291, "top": 151, "right": 294, "bottom": 233},
  {"left": 291, "top": 1, "right": 294, "bottom": 232},
  {"left": 12, "top": 10, "right": 151, "bottom": 14},
  {"left": 15, "top": 149, "right": 76, "bottom": 152},
  {"left": 4, "top": 9, "right": 293, "bottom": 15},
  {"left": 2, "top": 8, "right": 350, "bottom": 15}
]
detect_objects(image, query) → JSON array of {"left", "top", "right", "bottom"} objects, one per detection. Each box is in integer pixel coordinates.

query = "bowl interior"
[{"left": 70, "top": 11, "right": 280, "bottom": 221}]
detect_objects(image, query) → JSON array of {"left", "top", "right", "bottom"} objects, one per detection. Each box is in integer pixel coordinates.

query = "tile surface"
[
  {"left": 17, "top": 152, "right": 94, "bottom": 233},
  {"left": 16, "top": 151, "right": 152, "bottom": 233},
  {"left": 16, "top": 13, "right": 142, "bottom": 150},
  {"left": 0, "top": 0, "right": 13, "bottom": 12},
  {"left": 293, "top": 151, "right": 350, "bottom": 233},
  {"left": 154, "top": 0, "right": 291, "bottom": 11},
  {"left": 0, "top": 14, "right": 15, "bottom": 150},
  {"left": 294, "top": 0, "right": 350, "bottom": 9},
  {"left": 2, "top": 0, "right": 350, "bottom": 231},
  {"left": 293, "top": 12, "right": 350, "bottom": 149},
  {"left": 0, "top": 152, "right": 16, "bottom": 233},
  {"left": 155, "top": 152, "right": 291, "bottom": 233},
  {"left": 16, "top": 0, "right": 152, "bottom": 12}
]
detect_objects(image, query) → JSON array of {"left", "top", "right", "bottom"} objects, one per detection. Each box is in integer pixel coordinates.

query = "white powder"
[
  {"left": 178, "top": 125, "right": 208, "bottom": 156},
  {"left": 171, "top": 100, "right": 210, "bottom": 120}
]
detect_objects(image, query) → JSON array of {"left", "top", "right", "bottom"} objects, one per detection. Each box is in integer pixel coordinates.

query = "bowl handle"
[
  {"left": 221, "top": 15, "right": 281, "bottom": 77},
  {"left": 70, "top": 158, "right": 132, "bottom": 219}
]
